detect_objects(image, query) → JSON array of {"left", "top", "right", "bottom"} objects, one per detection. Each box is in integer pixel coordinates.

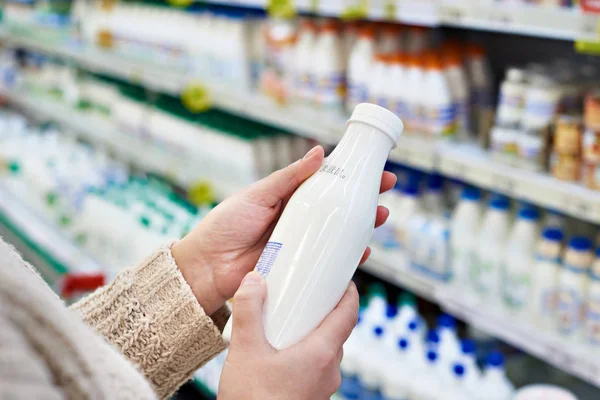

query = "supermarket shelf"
[
  {"left": 0, "top": 185, "right": 102, "bottom": 275},
  {"left": 364, "top": 247, "right": 600, "bottom": 388},
  {"left": 362, "top": 247, "right": 439, "bottom": 303},
  {"left": 437, "top": 287, "right": 600, "bottom": 388},
  {"left": 437, "top": 143, "right": 600, "bottom": 222},
  {"left": 203, "top": 1, "right": 598, "bottom": 40},
  {"left": 0, "top": 32, "right": 342, "bottom": 145}
]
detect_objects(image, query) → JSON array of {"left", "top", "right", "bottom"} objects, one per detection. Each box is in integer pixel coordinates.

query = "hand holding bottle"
[
  {"left": 172, "top": 145, "right": 396, "bottom": 315},
  {"left": 218, "top": 271, "right": 359, "bottom": 399}
]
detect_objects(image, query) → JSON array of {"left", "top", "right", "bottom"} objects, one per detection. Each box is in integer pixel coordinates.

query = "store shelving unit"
[
  {"left": 361, "top": 247, "right": 600, "bottom": 388},
  {"left": 0, "top": 184, "right": 102, "bottom": 280},
  {"left": 204, "top": 1, "right": 599, "bottom": 40}
]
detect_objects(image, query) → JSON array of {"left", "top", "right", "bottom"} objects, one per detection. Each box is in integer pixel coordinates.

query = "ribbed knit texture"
[{"left": 0, "top": 237, "right": 229, "bottom": 399}]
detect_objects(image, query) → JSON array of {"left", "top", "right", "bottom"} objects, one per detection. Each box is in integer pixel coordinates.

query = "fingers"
[
  {"left": 379, "top": 171, "right": 397, "bottom": 194},
  {"left": 359, "top": 246, "right": 372, "bottom": 265},
  {"left": 230, "top": 271, "right": 271, "bottom": 350},
  {"left": 245, "top": 145, "right": 325, "bottom": 208},
  {"left": 305, "top": 282, "right": 359, "bottom": 351},
  {"left": 374, "top": 205, "right": 389, "bottom": 229}
]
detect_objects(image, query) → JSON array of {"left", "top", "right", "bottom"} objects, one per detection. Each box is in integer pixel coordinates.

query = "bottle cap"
[
  {"left": 402, "top": 184, "right": 419, "bottom": 197},
  {"left": 518, "top": 206, "right": 539, "bottom": 221},
  {"left": 427, "top": 330, "right": 440, "bottom": 344},
  {"left": 460, "top": 339, "right": 476, "bottom": 355},
  {"left": 386, "top": 304, "right": 398, "bottom": 319},
  {"left": 424, "top": 51, "right": 443, "bottom": 70},
  {"left": 486, "top": 351, "right": 505, "bottom": 367},
  {"left": 398, "top": 338, "right": 409, "bottom": 350},
  {"left": 542, "top": 227, "right": 564, "bottom": 243},
  {"left": 461, "top": 186, "right": 481, "bottom": 201},
  {"left": 408, "top": 320, "right": 420, "bottom": 332},
  {"left": 428, "top": 174, "right": 444, "bottom": 191},
  {"left": 569, "top": 236, "right": 592, "bottom": 252},
  {"left": 453, "top": 363, "right": 466, "bottom": 377},
  {"left": 398, "top": 292, "right": 416, "bottom": 307},
  {"left": 347, "top": 103, "right": 404, "bottom": 148},
  {"left": 467, "top": 43, "right": 486, "bottom": 57},
  {"left": 367, "top": 282, "right": 387, "bottom": 298},
  {"left": 358, "top": 25, "right": 376, "bottom": 38},
  {"left": 436, "top": 314, "right": 456, "bottom": 329},
  {"left": 489, "top": 195, "right": 510, "bottom": 210}
]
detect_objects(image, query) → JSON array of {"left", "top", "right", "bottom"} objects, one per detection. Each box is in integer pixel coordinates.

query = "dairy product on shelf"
[
  {"left": 513, "top": 385, "right": 578, "bottom": 400},
  {"left": 472, "top": 195, "right": 511, "bottom": 300},
  {"left": 556, "top": 236, "right": 593, "bottom": 340},
  {"left": 481, "top": 352, "right": 515, "bottom": 400},
  {"left": 347, "top": 26, "right": 375, "bottom": 111},
  {"left": 404, "top": 54, "right": 425, "bottom": 132},
  {"left": 368, "top": 54, "right": 391, "bottom": 109},
  {"left": 313, "top": 20, "right": 346, "bottom": 113},
  {"left": 389, "top": 53, "right": 407, "bottom": 122},
  {"left": 378, "top": 24, "right": 402, "bottom": 55},
  {"left": 467, "top": 44, "right": 494, "bottom": 141},
  {"left": 502, "top": 206, "right": 540, "bottom": 315},
  {"left": 393, "top": 184, "right": 421, "bottom": 252},
  {"left": 450, "top": 186, "right": 482, "bottom": 287},
  {"left": 496, "top": 68, "right": 527, "bottom": 129},
  {"left": 423, "top": 176, "right": 451, "bottom": 281},
  {"left": 422, "top": 52, "right": 456, "bottom": 139},
  {"left": 436, "top": 314, "right": 461, "bottom": 369},
  {"left": 530, "top": 227, "right": 564, "bottom": 331},
  {"left": 444, "top": 49, "right": 471, "bottom": 139},
  {"left": 584, "top": 248, "right": 600, "bottom": 349},
  {"left": 381, "top": 337, "right": 412, "bottom": 400},
  {"left": 292, "top": 19, "right": 317, "bottom": 103},
  {"left": 222, "top": 104, "right": 402, "bottom": 349}
]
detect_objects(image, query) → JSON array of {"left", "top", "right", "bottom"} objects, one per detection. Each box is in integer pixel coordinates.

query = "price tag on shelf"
[
  {"left": 267, "top": 0, "right": 297, "bottom": 18},
  {"left": 181, "top": 83, "right": 212, "bottom": 113},
  {"left": 575, "top": 40, "right": 600, "bottom": 56},
  {"left": 188, "top": 180, "right": 216, "bottom": 206},
  {"left": 492, "top": 173, "right": 515, "bottom": 196},
  {"left": 341, "top": 0, "right": 368, "bottom": 20},
  {"left": 166, "top": 0, "right": 193, "bottom": 7}
]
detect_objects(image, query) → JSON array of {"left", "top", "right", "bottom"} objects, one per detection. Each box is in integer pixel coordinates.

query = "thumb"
[
  {"left": 230, "top": 271, "right": 271, "bottom": 350},
  {"left": 245, "top": 145, "right": 324, "bottom": 208}
]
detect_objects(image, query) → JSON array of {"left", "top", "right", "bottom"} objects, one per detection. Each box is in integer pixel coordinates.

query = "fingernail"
[
  {"left": 303, "top": 145, "right": 320, "bottom": 160},
  {"left": 242, "top": 271, "right": 263, "bottom": 286}
]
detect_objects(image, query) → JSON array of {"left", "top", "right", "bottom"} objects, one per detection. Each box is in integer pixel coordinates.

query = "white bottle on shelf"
[
  {"left": 368, "top": 54, "right": 391, "bottom": 110},
  {"left": 393, "top": 183, "right": 420, "bottom": 253},
  {"left": 359, "top": 325, "right": 387, "bottom": 398},
  {"left": 422, "top": 52, "right": 456, "bottom": 139},
  {"left": 424, "top": 176, "right": 451, "bottom": 281},
  {"left": 390, "top": 292, "right": 421, "bottom": 337},
  {"left": 404, "top": 53, "right": 425, "bottom": 133},
  {"left": 496, "top": 67, "right": 527, "bottom": 129},
  {"left": 340, "top": 318, "right": 364, "bottom": 400},
  {"left": 381, "top": 337, "right": 412, "bottom": 400},
  {"left": 222, "top": 104, "right": 403, "bottom": 349},
  {"left": 467, "top": 44, "right": 494, "bottom": 133},
  {"left": 530, "top": 227, "right": 564, "bottom": 332},
  {"left": 450, "top": 186, "right": 482, "bottom": 287},
  {"left": 584, "top": 249, "right": 600, "bottom": 350},
  {"left": 293, "top": 19, "right": 317, "bottom": 103},
  {"left": 347, "top": 26, "right": 376, "bottom": 111},
  {"left": 388, "top": 53, "right": 407, "bottom": 120},
  {"left": 556, "top": 236, "right": 593, "bottom": 341},
  {"left": 502, "top": 206, "right": 540, "bottom": 315},
  {"left": 472, "top": 195, "right": 511, "bottom": 300},
  {"left": 313, "top": 20, "right": 346, "bottom": 114},
  {"left": 436, "top": 314, "right": 461, "bottom": 370},
  {"left": 444, "top": 50, "right": 471, "bottom": 139},
  {"left": 480, "top": 352, "right": 515, "bottom": 400},
  {"left": 410, "top": 350, "right": 445, "bottom": 400}
]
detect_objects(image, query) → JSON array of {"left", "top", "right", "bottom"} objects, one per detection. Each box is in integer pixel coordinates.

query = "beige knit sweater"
[{"left": 0, "top": 237, "right": 229, "bottom": 399}]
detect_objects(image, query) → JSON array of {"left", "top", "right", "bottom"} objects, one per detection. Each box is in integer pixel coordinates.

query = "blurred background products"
[{"left": 2, "top": 0, "right": 600, "bottom": 399}]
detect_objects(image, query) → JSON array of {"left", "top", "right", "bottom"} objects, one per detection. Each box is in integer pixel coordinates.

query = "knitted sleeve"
[{"left": 71, "top": 245, "right": 229, "bottom": 399}]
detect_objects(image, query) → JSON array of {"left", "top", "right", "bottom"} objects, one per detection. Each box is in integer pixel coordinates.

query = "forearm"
[{"left": 70, "top": 245, "right": 229, "bottom": 399}]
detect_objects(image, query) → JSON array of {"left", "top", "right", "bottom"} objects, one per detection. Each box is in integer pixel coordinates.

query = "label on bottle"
[
  {"left": 556, "top": 282, "right": 583, "bottom": 336},
  {"left": 424, "top": 104, "right": 456, "bottom": 138},
  {"left": 295, "top": 71, "right": 315, "bottom": 100},
  {"left": 454, "top": 100, "right": 470, "bottom": 133},
  {"left": 585, "top": 292, "right": 600, "bottom": 345},
  {"left": 451, "top": 247, "right": 474, "bottom": 286},
  {"left": 427, "top": 225, "right": 451, "bottom": 282},
  {"left": 471, "top": 255, "right": 497, "bottom": 295},
  {"left": 502, "top": 269, "right": 530, "bottom": 311},
  {"left": 498, "top": 91, "right": 524, "bottom": 109},
  {"left": 318, "top": 163, "right": 347, "bottom": 179},
  {"left": 316, "top": 72, "right": 346, "bottom": 109},
  {"left": 347, "top": 81, "right": 368, "bottom": 107},
  {"left": 255, "top": 241, "right": 283, "bottom": 277}
]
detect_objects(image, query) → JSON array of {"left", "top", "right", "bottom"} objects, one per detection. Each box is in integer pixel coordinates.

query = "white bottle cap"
[{"left": 347, "top": 103, "right": 404, "bottom": 148}]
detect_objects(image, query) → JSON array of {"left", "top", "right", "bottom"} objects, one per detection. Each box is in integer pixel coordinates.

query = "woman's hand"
[
  {"left": 172, "top": 145, "right": 396, "bottom": 315},
  {"left": 218, "top": 271, "right": 359, "bottom": 400}
]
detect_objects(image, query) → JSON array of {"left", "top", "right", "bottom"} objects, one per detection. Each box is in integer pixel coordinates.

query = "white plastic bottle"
[
  {"left": 411, "top": 350, "right": 445, "bottom": 400},
  {"left": 584, "top": 248, "right": 600, "bottom": 350},
  {"left": 556, "top": 236, "right": 593, "bottom": 341},
  {"left": 393, "top": 183, "right": 420, "bottom": 252},
  {"left": 472, "top": 195, "right": 511, "bottom": 300},
  {"left": 381, "top": 337, "right": 412, "bottom": 400},
  {"left": 436, "top": 314, "right": 461, "bottom": 369},
  {"left": 340, "top": 317, "right": 364, "bottom": 400},
  {"left": 480, "top": 352, "right": 515, "bottom": 400},
  {"left": 390, "top": 292, "right": 421, "bottom": 337},
  {"left": 368, "top": 54, "right": 391, "bottom": 109},
  {"left": 346, "top": 25, "right": 375, "bottom": 111},
  {"left": 496, "top": 68, "right": 527, "bottom": 129},
  {"left": 424, "top": 176, "right": 451, "bottom": 281},
  {"left": 404, "top": 53, "right": 425, "bottom": 133},
  {"left": 530, "top": 227, "right": 564, "bottom": 331},
  {"left": 388, "top": 52, "right": 407, "bottom": 120},
  {"left": 444, "top": 49, "right": 471, "bottom": 138},
  {"left": 222, "top": 104, "right": 403, "bottom": 348},
  {"left": 359, "top": 325, "right": 387, "bottom": 399},
  {"left": 378, "top": 24, "right": 401, "bottom": 55},
  {"left": 450, "top": 186, "right": 482, "bottom": 287},
  {"left": 292, "top": 19, "right": 317, "bottom": 104},
  {"left": 313, "top": 20, "right": 346, "bottom": 113},
  {"left": 422, "top": 52, "right": 456, "bottom": 139},
  {"left": 502, "top": 206, "right": 540, "bottom": 315},
  {"left": 467, "top": 44, "right": 494, "bottom": 134}
]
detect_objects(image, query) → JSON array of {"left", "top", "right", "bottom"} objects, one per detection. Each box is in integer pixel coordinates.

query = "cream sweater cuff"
[{"left": 71, "top": 245, "right": 229, "bottom": 399}]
